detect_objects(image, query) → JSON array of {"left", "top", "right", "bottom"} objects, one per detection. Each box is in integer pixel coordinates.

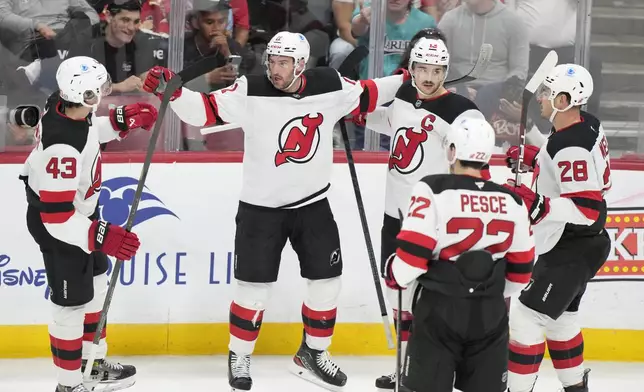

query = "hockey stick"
[
  {"left": 337, "top": 45, "right": 395, "bottom": 349},
  {"left": 395, "top": 209, "right": 405, "bottom": 392},
  {"left": 444, "top": 44, "right": 493, "bottom": 87},
  {"left": 83, "top": 56, "right": 220, "bottom": 384},
  {"left": 514, "top": 51, "right": 558, "bottom": 186}
]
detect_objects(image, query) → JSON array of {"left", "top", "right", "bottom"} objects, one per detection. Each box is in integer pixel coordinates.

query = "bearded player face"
[
  {"left": 267, "top": 55, "right": 301, "bottom": 91},
  {"left": 412, "top": 63, "right": 446, "bottom": 97}
]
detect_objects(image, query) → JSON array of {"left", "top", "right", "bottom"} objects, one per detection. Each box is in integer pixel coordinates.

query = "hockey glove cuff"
[
  {"left": 143, "top": 66, "right": 182, "bottom": 101},
  {"left": 384, "top": 253, "right": 405, "bottom": 290},
  {"left": 503, "top": 180, "right": 550, "bottom": 225},
  {"left": 89, "top": 220, "right": 141, "bottom": 261},
  {"left": 506, "top": 144, "right": 540, "bottom": 173},
  {"left": 393, "top": 67, "right": 411, "bottom": 81},
  {"left": 110, "top": 103, "right": 159, "bottom": 137}
]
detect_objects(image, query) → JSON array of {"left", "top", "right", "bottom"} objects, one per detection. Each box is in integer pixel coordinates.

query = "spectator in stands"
[
  {"left": 514, "top": 0, "right": 602, "bottom": 115},
  {"left": 184, "top": 0, "right": 254, "bottom": 91},
  {"left": 350, "top": 0, "right": 435, "bottom": 150},
  {"left": 23, "top": 0, "right": 166, "bottom": 94},
  {"left": 438, "top": 0, "right": 528, "bottom": 94},
  {"left": 141, "top": 0, "right": 170, "bottom": 36},
  {"left": 329, "top": 0, "right": 357, "bottom": 70},
  {"left": 0, "top": 0, "right": 99, "bottom": 61},
  {"left": 228, "top": 0, "right": 249, "bottom": 46}
]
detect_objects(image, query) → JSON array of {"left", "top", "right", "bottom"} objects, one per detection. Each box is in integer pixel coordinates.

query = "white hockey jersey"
[
  {"left": 21, "top": 96, "right": 121, "bottom": 253},
  {"left": 169, "top": 67, "right": 406, "bottom": 208},
  {"left": 532, "top": 111, "right": 611, "bottom": 255},
  {"left": 365, "top": 84, "right": 484, "bottom": 218},
  {"left": 391, "top": 174, "right": 535, "bottom": 297}
]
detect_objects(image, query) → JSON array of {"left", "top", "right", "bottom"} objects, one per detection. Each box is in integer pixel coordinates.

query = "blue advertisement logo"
[{"left": 99, "top": 177, "right": 178, "bottom": 227}]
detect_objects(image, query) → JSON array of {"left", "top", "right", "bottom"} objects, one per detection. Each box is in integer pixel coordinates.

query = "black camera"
[{"left": 6, "top": 105, "right": 41, "bottom": 128}]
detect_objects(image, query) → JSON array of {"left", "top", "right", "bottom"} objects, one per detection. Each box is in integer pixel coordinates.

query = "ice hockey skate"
[
  {"left": 55, "top": 383, "right": 92, "bottom": 392},
  {"left": 228, "top": 351, "right": 252, "bottom": 391},
  {"left": 288, "top": 333, "right": 347, "bottom": 391},
  {"left": 560, "top": 369, "right": 590, "bottom": 392},
  {"left": 81, "top": 358, "right": 136, "bottom": 392},
  {"left": 375, "top": 372, "right": 396, "bottom": 390}
]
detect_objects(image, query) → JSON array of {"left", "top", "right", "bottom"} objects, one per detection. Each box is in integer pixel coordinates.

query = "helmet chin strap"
[{"left": 548, "top": 98, "right": 574, "bottom": 124}]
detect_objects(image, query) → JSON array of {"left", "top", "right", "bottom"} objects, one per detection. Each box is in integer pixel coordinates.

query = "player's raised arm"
[
  {"left": 338, "top": 68, "right": 411, "bottom": 119},
  {"left": 93, "top": 103, "right": 158, "bottom": 143},
  {"left": 385, "top": 181, "right": 439, "bottom": 289},
  {"left": 143, "top": 66, "right": 248, "bottom": 127}
]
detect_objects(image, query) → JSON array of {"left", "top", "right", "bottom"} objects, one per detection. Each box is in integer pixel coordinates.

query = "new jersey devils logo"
[
  {"left": 85, "top": 153, "right": 102, "bottom": 199},
  {"left": 275, "top": 113, "right": 324, "bottom": 167},
  {"left": 389, "top": 127, "right": 429, "bottom": 174}
]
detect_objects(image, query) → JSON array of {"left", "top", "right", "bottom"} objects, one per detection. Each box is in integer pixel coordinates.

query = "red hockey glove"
[
  {"left": 383, "top": 253, "right": 405, "bottom": 290},
  {"left": 503, "top": 180, "right": 550, "bottom": 225},
  {"left": 481, "top": 164, "right": 491, "bottom": 181},
  {"left": 393, "top": 67, "right": 411, "bottom": 81},
  {"left": 88, "top": 220, "right": 140, "bottom": 261},
  {"left": 110, "top": 103, "right": 159, "bottom": 138},
  {"left": 143, "top": 66, "right": 182, "bottom": 101},
  {"left": 506, "top": 144, "right": 540, "bottom": 173}
]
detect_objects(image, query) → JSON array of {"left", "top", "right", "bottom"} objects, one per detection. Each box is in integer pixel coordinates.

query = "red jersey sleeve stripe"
[
  {"left": 39, "top": 190, "right": 76, "bottom": 203},
  {"left": 395, "top": 248, "right": 428, "bottom": 271},
  {"left": 506, "top": 248, "right": 535, "bottom": 264},
  {"left": 574, "top": 205, "right": 600, "bottom": 221},
  {"left": 360, "top": 79, "right": 379, "bottom": 113},
  {"left": 41, "top": 211, "right": 75, "bottom": 224},
  {"left": 397, "top": 230, "right": 437, "bottom": 252},
  {"left": 560, "top": 190, "right": 602, "bottom": 201},
  {"left": 201, "top": 93, "right": 219, "bottom": 126}
]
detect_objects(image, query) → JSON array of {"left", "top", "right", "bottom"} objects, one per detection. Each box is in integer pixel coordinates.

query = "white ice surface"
[{"left": 0, "top": 356, "right": 642, "bottom": 391}]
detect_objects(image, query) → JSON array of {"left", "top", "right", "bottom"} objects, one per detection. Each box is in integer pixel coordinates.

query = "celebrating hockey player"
[
  {"left": 503, "top": 64, "right": 612, "bottom": 392},
  {"left": 142, "top": 31, "right": 409, "bottom": 391},
  {"left": 384, "top": 117, "right": 535, "bottom": 392},
  {"left": 364, "top": 32, "right": 488, "bottom": 390},
  {"left": 20, "top": 56, "right": 158, "bottom": 392}
]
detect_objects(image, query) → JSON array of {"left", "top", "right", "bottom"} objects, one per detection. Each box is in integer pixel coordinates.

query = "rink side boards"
[{"left": 1, "top": 151, "right": 644, "bottom": 361}]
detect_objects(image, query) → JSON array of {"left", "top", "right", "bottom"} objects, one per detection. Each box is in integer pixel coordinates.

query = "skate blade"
[
  {"left": 91, "top": 377, "right": 136, "bottom": 392},
  {"left": 288, "top": 361, "right": 345, "bottom": 392}
]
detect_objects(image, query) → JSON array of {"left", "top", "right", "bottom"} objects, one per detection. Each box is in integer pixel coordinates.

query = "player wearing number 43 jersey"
[
  {"left": 20, "top": 57, "right": 157, "bottom": 392},
  {"left": 142, "top": 31, "right": 409, "bottom": 392},
  {"left": 503, "top": 64, "right": 612, "bottom": 392},
  {"left": 383, "top": 117, "right": 535, "bottom": 392},
  {"left": 364, "top": 31, "right": 488, "bottom": 390}
]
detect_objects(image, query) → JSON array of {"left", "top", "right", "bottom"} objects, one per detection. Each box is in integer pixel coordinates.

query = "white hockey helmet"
[
  {"left": 446, "top": 116, "right": 496, "bottom": 164},
  {"left": 538, "top": 64, "right": 594, "bottom": 110},
  {"left": 56, "top": 56, "right": 112, "bottom": 111},
  {"left": 408, "top": 37, "right": 450, "bottom": 80},
  {"left": 264, "top": 31, "right": 311, "bottom": 82}
]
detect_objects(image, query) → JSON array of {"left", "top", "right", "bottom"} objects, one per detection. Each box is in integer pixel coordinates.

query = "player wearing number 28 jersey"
[
  {"left": 383, "top": 117, "right": 535, "bottom": 392},
  {"left": 364, "top": 35, "right": 486, "bottom": 390},
  {"left": 503, "top": 64, "right": 612, "bottom": 392}
]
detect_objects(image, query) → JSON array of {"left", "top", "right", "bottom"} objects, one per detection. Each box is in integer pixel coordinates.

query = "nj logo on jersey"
[
  {"left": 84, "top": 153, "right": 102, "bottom": 200},
  {"left": 389, "top": 127, "right": 429, "bottom": 174},
  {"left": 275, "top": 113, "right": 324, "bottom": 167}
]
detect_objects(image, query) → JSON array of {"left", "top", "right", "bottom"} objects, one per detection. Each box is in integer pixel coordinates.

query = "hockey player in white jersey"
[
  {"left": 141, "top": 31, "right": 409, "bottom": 391},
  {"left": 503, "top": 64, "right": 612, "bottom": 392},
  {"left": 20, "top": 56, "right": 158, "bottom": 392},
  {"left": 383, "top": 117, "right": 535, "bottom": 392},
  {"left": 364, "top": 34, "right": 488, "bottom": 390}
]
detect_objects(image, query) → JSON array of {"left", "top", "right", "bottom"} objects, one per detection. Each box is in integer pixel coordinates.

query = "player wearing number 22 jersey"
[
  {"left": 503, "top": 64, "right": 612, "bottom": 392},
  {"left": 383, "top": 117, "right": 535, "bottom": 392},
  {"left": 142, "top": 31, "right": 409, "bottom": 392}
]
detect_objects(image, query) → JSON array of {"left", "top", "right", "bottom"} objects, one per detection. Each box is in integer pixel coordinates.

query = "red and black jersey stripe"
[
  {"left": 50, "top": 335, "right": 82, "bottom": 371},
  {"left": 302, "top": 304, "right": 336, "bottom": 338},
  {"left": 505, "top": 248, "right": 535, "bottom": 284},
  {"left": 229, "top": 302, "right": 263, "bottom": 342},
  {"left": 548, "top": 333, "right": 584, "bottom": 370},
  {"left": 39, "top": 190, "right": 75, "bottom": 223},
  {"left": 396, "top": 230, "right": 436, "bottom": 270},
  {"left": 509, "top": 341, "right": 546, "bottom": 375}
]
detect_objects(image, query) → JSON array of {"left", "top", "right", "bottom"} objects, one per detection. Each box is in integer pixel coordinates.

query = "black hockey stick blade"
[
  {"left": 83, "top": 56, "right": 220, "bottom": 383},
  {"left": 514, "top": 50, "right": 558, "bottom": 186},
  {"left": 337, "top": 45, "right": 369, "bottom": 80},
  {"left": 444, "top": 44, "right": 493, "bottom": 87}
]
